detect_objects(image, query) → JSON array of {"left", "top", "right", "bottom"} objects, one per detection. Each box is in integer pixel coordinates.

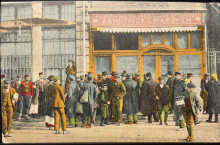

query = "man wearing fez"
[
  {"left": 200, "top": 74, "right": 210, "bottom": 114},
  {"left": 140, "top": 72, "right": 159, "bottom": 123},
  {"left": 36, "top": 72, "right": 48, "bottom": 116},
  {"left": 65, "top": 59, "right": 76, "bottom": 91},
  {"left": 123, "top": 74, "right": 139, "bottom": 125},
  {"left": 185, "top": 73, "right": 193, "bottom": 84},
  {"left": 173, "top": 72, "right": 187, "bottom": 129},
  {"left": 18, "top": 75, "right": 34, "bottom": 120},
  {"left": 166, "top": 71, "right": 175, "bottom": 113},
  {"left": 1, "top": 80, "right": 17, "bottom": 137},
  {"left": 1, "top": 74, "right": 6, "bottom": 87},
  {"left": 155, "top": 76, "right": 171, "bottom": 125},
  {"left": 81, "top": 75, "right": 97, "bottom": 128},
  {"left": 49, "top": 76, "right": 68, "bottom": 134},
  {"left": 135, "top": 73, "right": 142, "bottom": 109},
  {"left": 111, "top": 75, "right": 126, "bottom": 126}
]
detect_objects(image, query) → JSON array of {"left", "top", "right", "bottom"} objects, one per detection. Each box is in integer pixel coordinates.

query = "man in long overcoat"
[
  {"left": 66, "top": 75, "right": 80, "bottom": 127},
  {"left": 166, "top": 71, "right": 174, "bottom": 113},
  {"left": 205, "top": 73, "right": 220, "bottom": 123},
  {"left": 123, "top": 74, "right": 139, "bottom": 124},
  {"left": 140, "top": 72, "right": 159, "bottom": 123},
  {"left": 135, "top": 73, "right": 142, "bottom": 109},
  {"left": 81, "top": 75, "right": 97, "bottom": 128},
  {"left": 200, "top": 74, "right": 210, "bottom": 113}
]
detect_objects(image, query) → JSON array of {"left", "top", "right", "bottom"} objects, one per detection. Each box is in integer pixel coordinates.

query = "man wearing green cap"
[
  {"left": 111, "top": 75, "right": 126, "bottom": 126},
  {"left": 49, "top": 76, "right": 68, "bottom": 134},
  {"left": 155, "top": 76, "right": 171, "bottom": 125}
]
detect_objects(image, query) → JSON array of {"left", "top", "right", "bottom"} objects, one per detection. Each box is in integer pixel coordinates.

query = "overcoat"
[
  {"left": 123, "top": 79, "right": 139, "bottom": 114},
  {"left": 66, "top": 81, "right": 80, "bottom": 118},
  {"left": 44, "top": 81, "right": 54, "bottom": 117},
  {"left": 205, "top": 80, "right": 220, "bottom": 113},
  {"left": 49, "top": 83, "right": 65, "bottom": 108},
  {"left": 140, "top": 78, "right": 157, "bottom": 115}
]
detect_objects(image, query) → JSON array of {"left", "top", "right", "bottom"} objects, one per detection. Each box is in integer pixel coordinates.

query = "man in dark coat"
[
  {"left": 11, "top": 76, "right": 22, "bottom": 113},
  {"left": 166, "top": 71, "right": 174, "bottom": 113},
  {"left": 66, "top": 75, "right": 80, "bottom": 127},
  {"left": 135, "top": 73, "right": 142, "bottom": 110},
  {"left": 65, "top": 60, "right": 76, "bottom": 91},
  {"left": 140, "top": 72, "right": 159, "bottom": 123},
  {"left": 200, "top": 74, "right": 210, "bottom": 113},
  {"left": 123, "top": 74, "right": 139, "bottom": 125},
  {"left": 173, "top": 72, "right": 187, "bottom": 129},
  {"left": 81, "top": 75, "right": 97, "bottom": 128},
  {"left": 205, "top": 73, "right": 220, "bottom": 123},
  {"left": 121, "top": 72, "right": 128, "bottom": 85}
]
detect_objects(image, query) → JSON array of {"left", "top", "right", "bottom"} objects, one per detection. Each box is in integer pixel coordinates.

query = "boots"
[
  {"left": 189, "top": 125, "right": 194, "bottom": 141},
  {"left": 153, "top": 113, "right": 159, "bottom": 122},
  {"left": 148, "top": 114, "right": 152, "bottom": 123},
  {"left": 100, "top": 118, "right": 105, "bottom": 126},
  {"left": 215, "top": 113, "right": 219, "bottom": 123},
  {"left": 206, "top": 113, "right": 212, "bottom": 123},
  {"left": 104, "top": 118, "right": 110, "bottom": 125},
  {"left": 17, "top": 115, "right": 22, "bottom": 120},
  {"left": 186, "top": 125, "right": 190, "bottom": 141}
]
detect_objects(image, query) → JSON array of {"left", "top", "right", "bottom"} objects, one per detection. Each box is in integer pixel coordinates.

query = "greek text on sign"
[{"left": 91, "top": 13, "right": 202, "bottom": 27}]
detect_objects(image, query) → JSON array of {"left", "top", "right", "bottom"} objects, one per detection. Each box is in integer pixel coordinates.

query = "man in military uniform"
[
  {"left": 1, "top": 74, "right": 6, "bottom": 87},
  {"left": 111, "top": 75, "right": 126, "bottom": 126},
  {"left": 166, "top": 71, "right": 174, "bottom": 114},
  {"left": 155, "top": 76, "right": 171, "bottom": 125},
  {"left": 65, "top": 59, "right": 76, "bottom": 91},
  {"left": 1, "top": 80, "right": 17, "bottom": 137},
  {"left": 200, "top": 74, "right": 210, "bottom": 114},
  {"left": 49, "top": 76, "right": 68, "bottom": 134},
  {"left": 135, "top": 73, "right": 142, "bottom": 109}
]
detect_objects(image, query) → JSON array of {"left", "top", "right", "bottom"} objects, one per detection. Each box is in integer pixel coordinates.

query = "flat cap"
[
  {"left": 47, "top": 75, "right": 54, "bottom": 81},
  {"left": 24, "top": 74, "right": 29, "bottom": 78},
  {"left": 158, "top": 76, "right": 164, "bottom": 81},
  {"left": 54, "top": 76, "right": 61, "bottom": 81},
  {"left": 204, "top": 74, "right": 210, "bottom": 77},
  {"left": 187, "top": 83, "right": 196, "bottom": 88},
  {"left": 111, "top": 71, "right": 117, "bottom": 75},
  {"left": 127, "top": 73, "right": 132, "bottom": 77},
  {"left": 175, "top": 72, "right": 181, "bottom": 76},
  {"left": 187, "top": 73, "right": 193, "bottom": 77},
  {"left": 39, "top": 72, "right": 43, "bottom": 75}
]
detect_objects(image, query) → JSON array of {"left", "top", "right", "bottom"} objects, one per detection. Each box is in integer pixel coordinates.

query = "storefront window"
[
  {"left": 177, "top": 32, "right": 188, "bottom": 48},
  {"left": 142, "top": 33, "right": 151, "bottom": 47},
  {"left": 117, "top": 56, "right": 138, "bottom": 74},
  {"left": 143, "top": 56, "right": 155, "bottom": 80},
  {"left": 94, "top": 32, "right": 112, "bottom": 50},
  {"left": 153, "top": 32, "right": 162, "bottom": 44},
  {"left": 165, "top": 33, "right": 173, "bottom": 46},
  {"left": 96, "top": 56, "right": 111, "bottom": 74},
  {"left": 178, "top": 55, "right": 201, "bottom": 75},
  {"left": 115, "top": 33, "right": 138, "bottom": 50},
  {"left": 190, "top": 31, "right": 200, "bottom": 49}
]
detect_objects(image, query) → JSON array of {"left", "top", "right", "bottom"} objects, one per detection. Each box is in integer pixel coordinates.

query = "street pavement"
[{"left": 3, "top": 113, "right": 220, "bottom": 143}]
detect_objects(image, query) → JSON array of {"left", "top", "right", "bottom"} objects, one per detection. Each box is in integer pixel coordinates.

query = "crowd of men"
[{"left": 1, "top": 59, "right": 220, "bottom": 142}]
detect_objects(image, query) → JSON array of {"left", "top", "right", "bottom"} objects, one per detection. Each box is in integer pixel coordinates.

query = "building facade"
[{"left": 1, "top": 1, "right": 208, "bottom": 90}]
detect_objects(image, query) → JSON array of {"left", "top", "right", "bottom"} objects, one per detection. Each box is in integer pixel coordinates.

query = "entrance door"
[{"left": 143, "top": 56, "right": 156, "bottom": 80}]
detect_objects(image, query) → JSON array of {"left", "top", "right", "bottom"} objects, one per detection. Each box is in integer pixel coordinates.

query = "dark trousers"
[
  {"left": 17, "top": 96, "right": 32, "bottom": 115},
  {"left": 208, "top": 113, "right": 219, "bottom": 121},
  {"left": 109, "top": 102, "right": 112, "bottom": 121},
  {"left": 38, "top": 91, "right": 45, "bottom": 115},
  {"left": 148, "top": 113, "right": 159, "bottom": 122}
]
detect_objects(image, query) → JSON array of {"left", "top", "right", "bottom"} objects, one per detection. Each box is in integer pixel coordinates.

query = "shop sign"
[{"left": 91, "top": 13, "right": 202, "bottom": 27}]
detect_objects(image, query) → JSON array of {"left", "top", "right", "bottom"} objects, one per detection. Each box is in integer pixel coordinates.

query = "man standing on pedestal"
[
  {"left": 36, "top": 72, "right": 48, "bottom": 116},
  {"left": 65, "top": 60, "right": 76, "bottom": 92}
]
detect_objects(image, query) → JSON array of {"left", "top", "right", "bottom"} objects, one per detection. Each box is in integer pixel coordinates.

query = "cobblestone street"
[{"left": 3, "top": 113, "right": 220, "bottom": 143}]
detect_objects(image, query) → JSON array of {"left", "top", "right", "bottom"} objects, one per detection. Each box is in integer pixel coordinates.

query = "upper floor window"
[
  {"left": 177, "top": 32, "right": 188, "bottom": 48},
  {"left": 190, "top": 31, "right": 200, "bottom": 49}
]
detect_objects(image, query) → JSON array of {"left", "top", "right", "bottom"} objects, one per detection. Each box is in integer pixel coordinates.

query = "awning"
[{"left": 100, "top": 26, "right": 198, "bottom": 33}]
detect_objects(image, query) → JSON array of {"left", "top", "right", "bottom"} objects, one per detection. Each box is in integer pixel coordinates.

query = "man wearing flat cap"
[
  {"left": 1, "top": 80, "right": 17, "bottom": 137},
  {"left": 178, "top": 83, "right": 199, "bottom": 141},
  {"left": 155, "top": 76, "right": 171, "bottom": 125},
  {"left": 173, "top": 72, "right": 187, "bottom": 130},
  {"left": 36, "top": 72, "right": 48, "bottom": 116},
  {"left": 166, "top": 71, "right": 174, "bottom": 113},
  {"left": 18, "top": 75, "right": 33, "bottom": 120},
  {"left": 1, "top": 74, "right": 6, "bottom": 87},
  {"left": 111, "top": 75, "right": 126, "bottom": 126},
  {"left": 49, "top": 76, "right": 68, "bottom": 134},
  {"left": 65, "top": 59, "right": 76, "bottom": 92},
  {"left": 140, "top": 72, "right": 159, "bottom": 123},
  {"left": 44, "top": 75, "right": 55, "bottom": 129},
  {"left": 200, "top": 74, "right": 210, "bottom": 114}
]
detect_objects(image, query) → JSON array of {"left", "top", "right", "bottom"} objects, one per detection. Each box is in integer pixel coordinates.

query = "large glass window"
[
  {"left": 117, "top": 56, "right": 138, "bottom": 74},
  {"left": 178, "top": 55, "right": 201, "bottom": 75},
  {"left": 153, "top": 32, "right": 162, "bottom": 44},
  {"left": 190, "top": 31, "right": 200, "bottom": 49},
  {"left": 94, "top": 32, "right": 112, "bottom": 50},
  {"left": 96, "top": 56, "right": 111, "bottom": 74},
  {"left": 165, "top": 33, "right": 173, "bottom": 46},
  {"left": 177, "top": 32, "right": 188, "bottom": 48},
  {"left": 17, "top": 5, "right": 32, "bottom": 19},
  {"left": 115, "top": 33, "right": 138, "bottom": 50},
  {"left": 143, "top": 56, "right": 155, "bottom": 80},
  {"left": 142, "top": 33, "right": 151, "bottom": 47},
  {"left": 1, "top": 6, "right": 15, "bottom": 21}
]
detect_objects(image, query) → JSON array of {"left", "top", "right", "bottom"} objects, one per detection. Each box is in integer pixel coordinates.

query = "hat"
[
  {"left": 167, "top": 71, "right": 173, "bottom": 75},
  {"left": 32, "top": 82, "right": 37, "bottom": 86},
  {"left": 17, "top": 75, "right": 21, "bottom": 78},
  {"left": 146, "top": 72, "right": 152, "bottom": 77},
  {"left": 69, "top": 75, "right": 75, "bottom": 81},
  {"left": 175, "top": 72, "right": 181, "bottom": 76},
  {"left": 187, "top": 83, "right": 196, "bottom": 88},
  {"left": 1, "top": 74, "right": 5, "bottom": 78},
  {"left": 204, "top": 74, "right": 210, "bottom": 77},
  {"left": 102, "top": 84, "right": 108, "bottom": 88},
  {"left": 88, "top": 72, "right": 93, "bottom": 75},
  {"left": 39, "top": 72, "right": 43, "bottom": 75},
  {"left": 68, "top": 59, "right": 74, "bottom": 63},
  {"left": 111, "top": 71, "right": 117, "bottom": 75},
  {"left": 47, "top": 75, "right": 54, "bottom": 81},
  {"left": 127, "top": 73, "right": 132, "bottom": 77},
  {"left": 158, "top": 76, "right": 164, "bottom": 81},
  {"left": 135, "top": 73, "right": 140, "bottom": 77},
  {"left": 187, "top": 73, "right": 193, "bottom": 78},
  {"left": 87, "top": 75, "right": 93, "bottom": 79},
  {"left": 122, "top": 73, "right": 127, "bottom": 77},
  {"left": 54, "top": 76, "right": 61, "bottom": 82},
  {"left": 114, "top": 75, "right": 120, "bottom": 78},
  {"left": 24, "top": 75, "right": 29, "bottom": 78},
  {"left": 122, "top": 70, "right": 127, "bottom": 74},
  {"left": 4, "top": 80, "right": 11, "bottom": 84},
  {"left": 80, "top": 75, "right": 85, "bottom": 80},
  {"left": 102, "top": 71, "right": 108, "bottom": 76}
]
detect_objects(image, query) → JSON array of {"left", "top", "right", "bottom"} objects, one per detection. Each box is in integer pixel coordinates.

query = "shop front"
[{"left": 89, "top": 13, "right": 206, "bottom": 81}]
